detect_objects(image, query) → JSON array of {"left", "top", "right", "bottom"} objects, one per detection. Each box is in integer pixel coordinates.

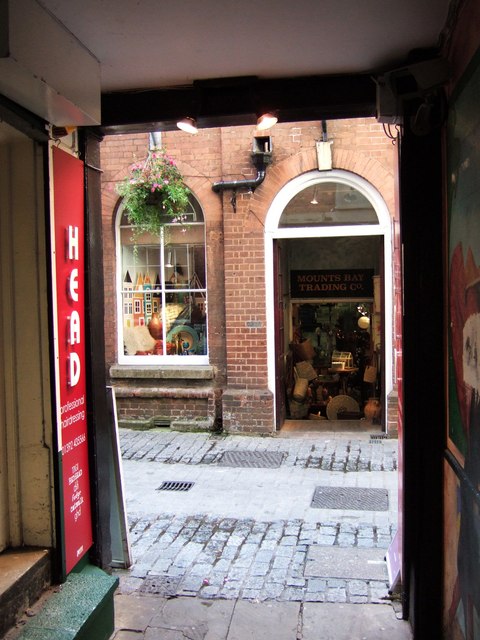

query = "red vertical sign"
[{"left": 52, "top": 147, "right": 93, "bottom": 574}]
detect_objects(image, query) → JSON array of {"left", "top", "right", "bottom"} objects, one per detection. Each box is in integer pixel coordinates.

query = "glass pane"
[
  {"left": 280, "top": 182, "right": 378, "bottom": 227},
  {"left": 119, "top": 197, "right": 207, "bottom": 359},
  {"left": 165, "top": 307, "right": 207, "bottom": 356}
]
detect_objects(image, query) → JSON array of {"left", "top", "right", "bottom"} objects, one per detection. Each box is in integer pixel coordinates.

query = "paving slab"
[
  {"left": 121, "top": 460, "right": 398, "bottom": 525},
  {"left": 304, "top": 547, "right": 388, "bottom": 581},
  {"left": 112, "top": 595, "right": 412, "bottom": 640},
  {"left": 114, "top": 632, "right": 145, "bottom": 640},
  {"left": 227, "top": 600, "right": 300, "bottom": 640},
  {"left": 301, "top": 602, "right": 412, "bottom": 639},
  {"left": 148, "top": 597, "right": 235, "bottom": 640},
  {"left": 112, "top": 592, "right": 162, "bottom": 632}
]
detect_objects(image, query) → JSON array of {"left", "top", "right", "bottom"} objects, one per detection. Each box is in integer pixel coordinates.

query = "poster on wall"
[
  {"left": 446, "top": 50, "right": 480, "bottom": 639},
  {"left": 51, "top": 146, "right": 93, "bottom": 575}
]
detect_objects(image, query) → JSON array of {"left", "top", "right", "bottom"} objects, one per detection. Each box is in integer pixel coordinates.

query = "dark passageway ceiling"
[{"left": 38, "top": 0, "right": 451, "bottom": 130}]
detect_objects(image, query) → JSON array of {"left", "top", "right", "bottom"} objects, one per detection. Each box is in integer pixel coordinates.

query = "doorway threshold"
[{"left": 280, "top": 419, "right": 384, "bottom": 434}]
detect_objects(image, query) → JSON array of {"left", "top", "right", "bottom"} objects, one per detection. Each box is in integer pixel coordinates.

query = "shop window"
[
  {"left": 279, "top": 182, "right": 378, "bottom": 227},
  {"left": 117, "top": 195, "right": 207, "bottom": 363}
]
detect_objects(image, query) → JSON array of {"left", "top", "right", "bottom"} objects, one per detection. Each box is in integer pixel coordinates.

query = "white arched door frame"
[{"left": 264, "top": 169, "right": 393, "bottom": 425}]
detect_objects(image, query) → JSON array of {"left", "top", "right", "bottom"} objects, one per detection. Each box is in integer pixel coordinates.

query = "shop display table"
[{"left": 328, "top": 367, "right": 358, "bottom": 395}]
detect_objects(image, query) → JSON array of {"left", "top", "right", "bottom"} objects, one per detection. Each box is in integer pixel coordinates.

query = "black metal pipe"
[{"left": 212, "top": 168, "right": 266, "bottom": 193}]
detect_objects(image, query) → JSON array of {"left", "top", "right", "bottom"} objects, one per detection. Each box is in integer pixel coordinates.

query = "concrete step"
[{"left": 0, "top": 548, "right": 51, "bottom": 638}]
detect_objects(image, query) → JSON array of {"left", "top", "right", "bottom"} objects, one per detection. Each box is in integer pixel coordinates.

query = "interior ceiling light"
[
  {"left": 177, "top": 117, "right": 198, "bottom": 134},
  {"left": 310, "top": 187, "right": 318, "bottom": 205},
  {"left": 358, "top": 316, "right": 370, "bottom": 330},
  {"left": 256, "top": 112, "right": 278, "bottom": 131}
]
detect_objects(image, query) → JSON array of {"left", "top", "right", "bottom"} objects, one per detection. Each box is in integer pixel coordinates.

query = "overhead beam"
[{"left": 98, "top": 74, "right": 377, "bottom": 135}]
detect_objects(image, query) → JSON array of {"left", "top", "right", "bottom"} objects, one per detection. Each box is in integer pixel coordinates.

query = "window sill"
[{"left": 109, "top": 364, "right": 214, "bottom": 381}]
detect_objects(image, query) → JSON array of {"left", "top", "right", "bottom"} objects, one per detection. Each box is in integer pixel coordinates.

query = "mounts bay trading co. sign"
[{"left": 290, "top": 269, "right": 374, "bottom": 299}]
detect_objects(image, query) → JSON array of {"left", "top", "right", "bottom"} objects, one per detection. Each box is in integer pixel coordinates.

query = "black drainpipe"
[
  {"left": 212, "top": 168, "right": 267, "bottom": 194},
  {"left": 212, "top": 135, "right": 272, "bottom": 212}
]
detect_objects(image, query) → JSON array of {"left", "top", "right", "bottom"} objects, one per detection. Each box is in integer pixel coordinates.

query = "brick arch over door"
[{"left": 247, "top": 146, "right": 395, "bottom": 228}]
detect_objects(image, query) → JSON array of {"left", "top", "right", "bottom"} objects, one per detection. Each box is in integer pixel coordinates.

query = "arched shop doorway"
[{"left": 265, "top": 170, "right": 393, "bottom": 431}]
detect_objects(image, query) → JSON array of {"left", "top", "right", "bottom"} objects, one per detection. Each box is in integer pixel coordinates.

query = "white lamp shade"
[
  {"left": 256, "top": 112, "right": 278, "bottom": 131},
  {"left": 177, "top": 117, "right": 198, "bottom": 134},
  {"left": 358, "top": 316, "right": 370, "bottom": 330}
]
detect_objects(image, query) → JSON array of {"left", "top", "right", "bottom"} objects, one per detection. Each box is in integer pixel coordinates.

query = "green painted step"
[{"left": 18, "top": 563, "right": 118, "bottom": 640}]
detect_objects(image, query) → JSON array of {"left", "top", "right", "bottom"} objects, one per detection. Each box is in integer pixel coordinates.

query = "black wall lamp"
[{"left": 175, "top": 76, "right": 281, "bottom": 136}]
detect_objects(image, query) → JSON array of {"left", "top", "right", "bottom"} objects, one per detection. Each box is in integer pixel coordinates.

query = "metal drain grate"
[
  {"left": 153, "top": 418, "right": 171, "bottom": 428},
  {"left": 370, "top": 434, "right": 388, "bottom": 443},
  {"left": 217, "top": 450, "right": 285, "bottom": 468},
  {"left": 157, "top": 480, "right": 194, "bottom": 492},
  {"left": 140, "top": 575, "right": 181, "bottom": 596},
  {"left": 311, "top": 486, "right": 389, "bottom": 511}
]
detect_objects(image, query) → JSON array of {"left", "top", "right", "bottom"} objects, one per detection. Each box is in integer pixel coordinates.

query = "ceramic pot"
[
  {"left": 148, "top": 312, "right": 162, "bottom": 339},
  {"left": 364, "top": 397, "right": 381, "bottom": 422}
]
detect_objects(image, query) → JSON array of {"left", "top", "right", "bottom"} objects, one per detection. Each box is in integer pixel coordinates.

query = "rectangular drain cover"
[
  {"left": 157, "top": 481, "right": 194, "bottom": 492},
  {"left": 311, "top": 486, "right": 389, "bottom": 511},
  {"left": 217, "top": 450, "right": 285, "bottom": 468},
  {"left": 370, "top": 434, "right": 388, "bottom": 443},
  {"left": 140, "top": 575, "right": 181, "bottom": 595}
]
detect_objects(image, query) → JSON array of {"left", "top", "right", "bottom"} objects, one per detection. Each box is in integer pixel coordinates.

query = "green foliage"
[{"left": 116, "top": 148, "right": 190, "bottom": 236}]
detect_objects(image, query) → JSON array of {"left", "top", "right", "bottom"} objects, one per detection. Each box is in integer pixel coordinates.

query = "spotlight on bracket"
[
  {"left": 177, "top": 117, "right": 198, "bottom": 134},
  {"left": 256, "top": 112, "right": 278, "bottom": 131}
]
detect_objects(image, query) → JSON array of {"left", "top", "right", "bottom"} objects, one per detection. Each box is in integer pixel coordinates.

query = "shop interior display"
[
  {"left": 121, "top": 238, "right": 207, "bottom": 357},
  {"left": 287, "top": 301, "right": 380, "bottom": 421}
]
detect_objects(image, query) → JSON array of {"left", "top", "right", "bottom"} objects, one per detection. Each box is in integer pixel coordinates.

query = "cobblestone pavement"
[
  {"left": 119, "top": 428, "right": 398, "bottom": 472},
  {"left": 116, "top": 428, "right": 399, "bottom": 607}
]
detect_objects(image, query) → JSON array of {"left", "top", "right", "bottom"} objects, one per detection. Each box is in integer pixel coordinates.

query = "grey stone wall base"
[
  {"left": 117, "top": 417, "right": 156, "bottom": 430},
  {"left": 170, "top": 417, "right": 215, "bottom": 432}
]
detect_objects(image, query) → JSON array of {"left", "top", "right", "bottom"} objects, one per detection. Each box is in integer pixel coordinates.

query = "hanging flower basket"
[{"left": 116, "top": 148, "right": 190, "bottom": 237}]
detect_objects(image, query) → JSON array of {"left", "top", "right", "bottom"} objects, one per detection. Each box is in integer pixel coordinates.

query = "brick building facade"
[{"left": 100, "top": 118, "right": 399, "bottom": 433}]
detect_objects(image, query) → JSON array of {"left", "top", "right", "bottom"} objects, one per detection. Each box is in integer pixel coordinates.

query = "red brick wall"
[{"left": 100, "top": 118, "right": 398, "bottom": 432}]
